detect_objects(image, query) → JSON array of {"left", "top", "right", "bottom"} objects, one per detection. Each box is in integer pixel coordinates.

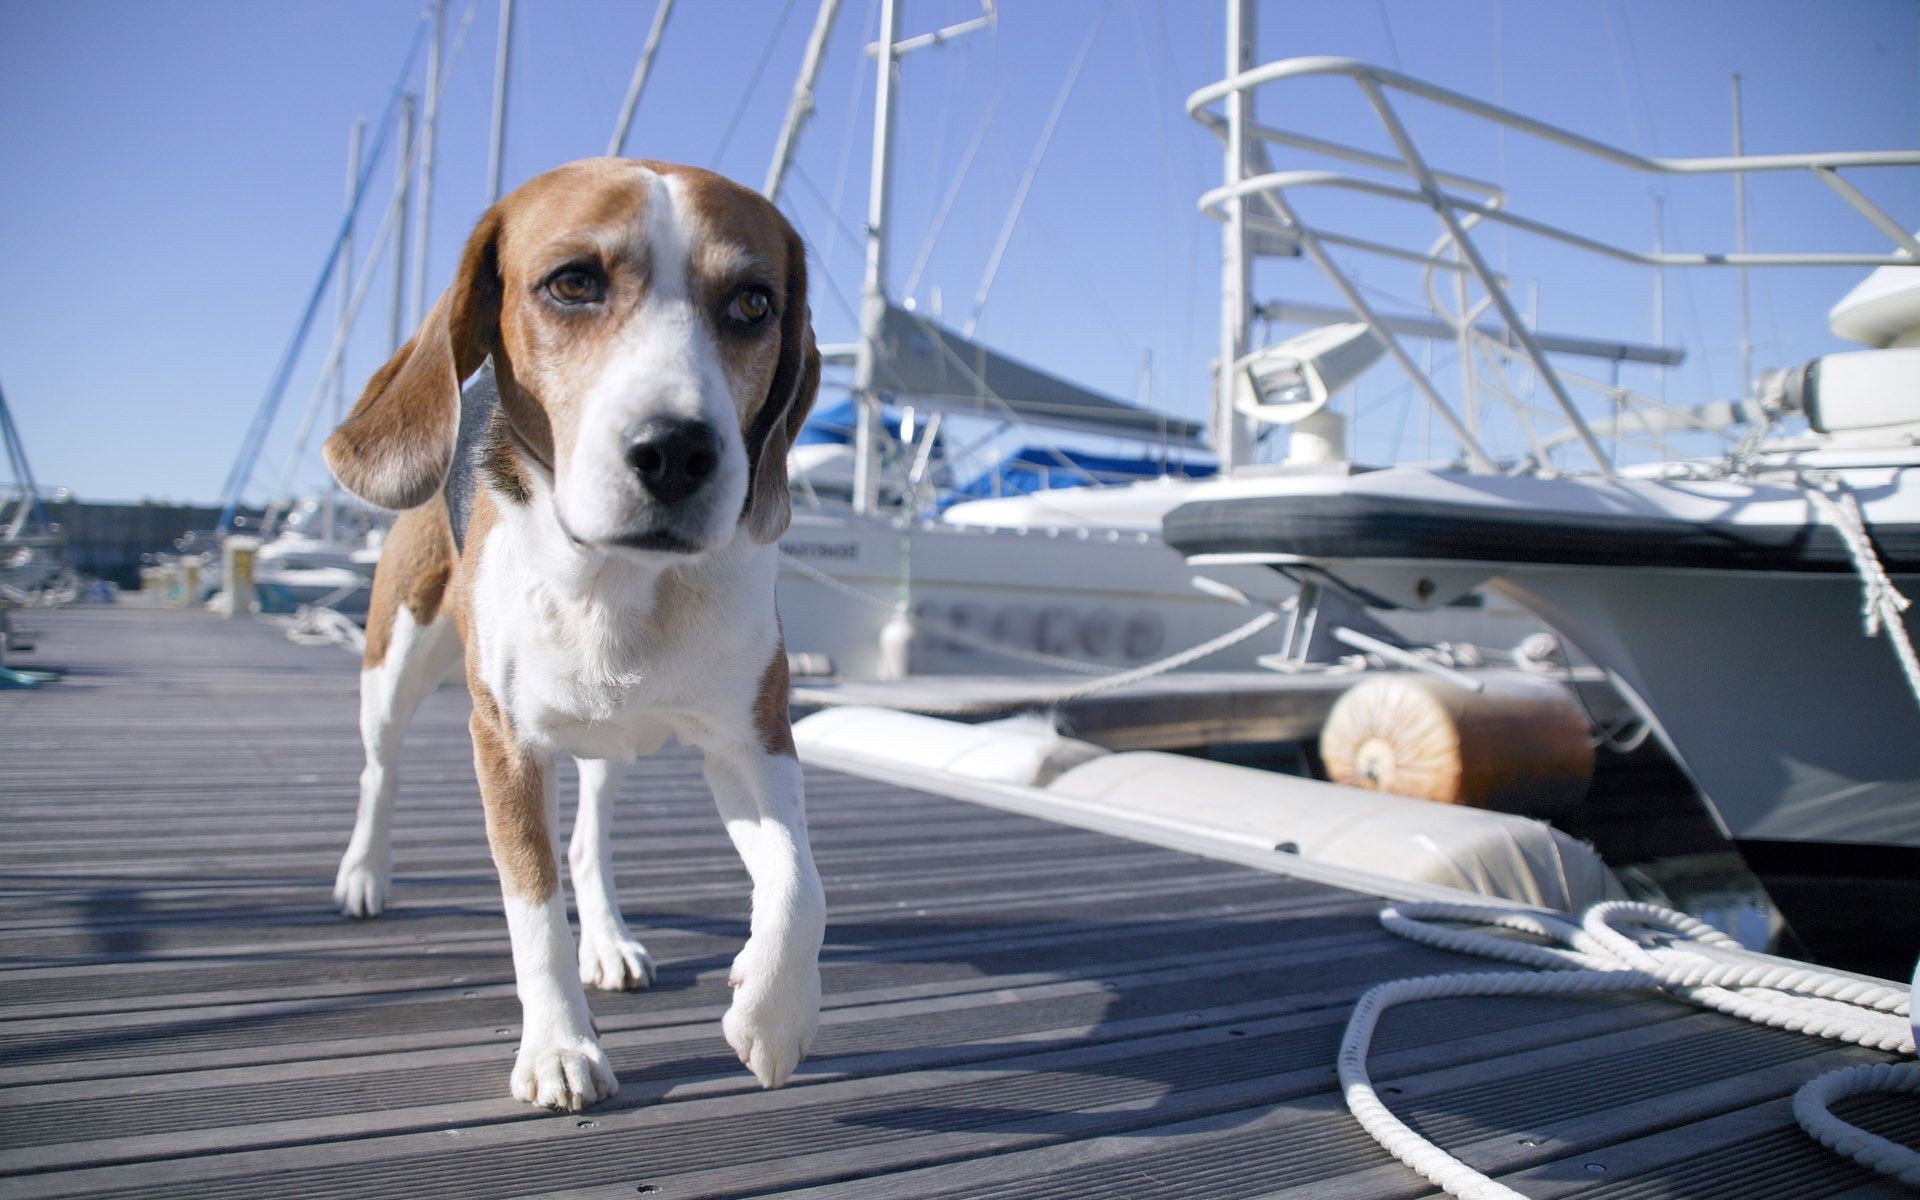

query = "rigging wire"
[
  {"left": 1491, "top": 0, "right": 1508, "bottom": 276},
  {"left": 1373, "top": 0, "right": 1403, "bottom": 70},
  {"left": 787, "top": 162, "right": 871, "bottom": 257},
  {"left": 216, "top": 15, "right": 431, "bottom": 531},
  {"left": 923, "top": 20, "right": 969, "bottom": 216},
  {"left": 608, "top": 0, "right": 676, "bottom": 157},
  {"left": 819, "top": 0, "right": 883, "bottom": 278},
  {"left": 1601, "top": 0, "right": 1721, "bottom": 404},
  {"left": 783, "top": 163, "right": 869, "bottom": 330},
  {"left": 962, "top": 2, "right": 1110, "bottom": 338},
  {"left": 1124, "top": 0, "right": 1177, "bottom": 412},
  {"left": 1011, "top": 188, "right": 1152, "bottom": 360},
  {"left": 710, "top": 0, "right": 803, "bottom": 169},
  {"left": 902, "top": 83, "right": 1007, "bottom": 302},
  {"left": 1166, "top": 0, "right": 1209, "bottom": 423},
  {"left": 257, "top": 0, "right": 484, "bottom": 530}
]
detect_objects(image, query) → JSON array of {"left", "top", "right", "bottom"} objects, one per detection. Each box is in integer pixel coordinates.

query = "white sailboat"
[
  {"left": 0, "top": 378, "right": 66, "bottom": 601},
  {"left": 761, "top": 0, "right": 1559, "bottom": 680}
]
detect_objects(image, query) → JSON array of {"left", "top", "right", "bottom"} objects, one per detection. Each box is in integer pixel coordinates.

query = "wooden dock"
[{"left": 0, "top": 607, "right": 1911, "bottom": 1198}]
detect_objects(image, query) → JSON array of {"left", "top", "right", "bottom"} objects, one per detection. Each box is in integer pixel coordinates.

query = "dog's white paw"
[
  {"left": 723, "top": 951, "right": 820, "bottom": 1089},
  {"left": 511, "top": 1035, "right": 618, "bottom": 1112},
  {"left": 333, "top": 853, "right": 390, "bottom": 919},
  {"left": 578, "top": 924, "right": 656, "bottom": 992}
]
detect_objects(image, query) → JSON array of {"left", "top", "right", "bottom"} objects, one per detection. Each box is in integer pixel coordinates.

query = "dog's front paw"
[
  {"left": 723, "top": 951, "right": 820, "bottom": 1089},
  {"left": 332, "top": 852, "right": 390, "bottom": 919},
  {"left": 578, "top": 924, "right": 656, "bottom": 992},
  {"left": 511, "top": 1035, "right": 618, "bottom": 1112}
]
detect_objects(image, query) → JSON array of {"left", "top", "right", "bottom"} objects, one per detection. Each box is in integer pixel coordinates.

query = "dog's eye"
[
  {"left": 726, "top": 288, "right": 773, "bottom": 327},
  {"left": 545, "top": 267, "right": 605, "bottom": 306}
]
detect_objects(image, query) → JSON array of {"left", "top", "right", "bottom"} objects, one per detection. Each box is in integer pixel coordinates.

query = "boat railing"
[{"left": 1187, "top": 55, "right": 1920, "bottom": 477}]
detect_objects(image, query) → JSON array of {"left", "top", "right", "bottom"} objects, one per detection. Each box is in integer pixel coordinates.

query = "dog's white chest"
[
  {"left": 474, "top": 567, "right": 663, "bottom": 754},
  {"left": 469, "top": 511, "right": 772, "bottom": 760}
]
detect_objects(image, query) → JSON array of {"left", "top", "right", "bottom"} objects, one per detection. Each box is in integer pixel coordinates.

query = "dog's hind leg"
[
  {"left": 335, "top": 609, "right": 458, "bottom": 917},
  {"left": 570, "top": 758, "right": 656, "bottom": 991},
  {"left": 335, "top": 506, "right": 459, "bottom": 918}
]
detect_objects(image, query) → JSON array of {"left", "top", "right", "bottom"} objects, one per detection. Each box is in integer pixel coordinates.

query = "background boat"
[{"left": 1161, "top": 50, "right": 1920, "bottom": 975}]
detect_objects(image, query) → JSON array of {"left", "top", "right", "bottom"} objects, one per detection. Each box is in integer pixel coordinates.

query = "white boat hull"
[
  {"left": 1164, "top": 462, "right": 1920, "bottom": 973},
  {"left": 778, "top": 503, "right": 1550, "bottom": 680},
  {"left": 776, "top": 510, "right": 1277, "bottom": 678}
]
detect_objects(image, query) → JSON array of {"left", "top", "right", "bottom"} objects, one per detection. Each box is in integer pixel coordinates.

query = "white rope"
[
  {"left": 1794, "top": 1061, "right": 1920, "bottom": 1186},
  {"left": 1343, "top": 899, "right": 1916, "bottom": 1198},
  {"left": 781, "top": 534, "right": 1285, "bottom": 711},
  {"left": 783, "top": 542, "right": 1282, "bottom": 713},
  {"left": 883, "top": 609, "right": 1281, "bottom": 716},
  {"left": 0, "top": 578, "right": 78, "bottom": 607},
  {"left": 281, "top": 606, "right": 367, "bottom": 655},
  {"left": 1342, "top": 967, "right": 1660, "bottom": 1200},
  {"left": 1801, "top": 480, "right": 1920, "bottom": 714}
]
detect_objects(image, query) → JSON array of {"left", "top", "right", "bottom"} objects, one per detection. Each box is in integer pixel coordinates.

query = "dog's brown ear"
[
  {"left": 324, "top": 209, "right": 503, "bottom": 510},
  {"left": 743, "top": 233, "right": 820, "bottom": 545}
]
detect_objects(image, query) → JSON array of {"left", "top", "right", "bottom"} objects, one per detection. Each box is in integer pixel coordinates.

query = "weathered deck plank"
[{"left": 0, "top": 607, "right": 1910, "bottom": 1199}]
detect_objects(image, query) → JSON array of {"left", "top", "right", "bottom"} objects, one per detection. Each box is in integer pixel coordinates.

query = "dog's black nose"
[{"left": 624, "top": 418, "right": 721, "bottom": 505}]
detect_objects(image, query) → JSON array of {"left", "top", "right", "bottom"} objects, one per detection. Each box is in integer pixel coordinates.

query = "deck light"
[{"left": 1234, "top": 322, "right": 1385, "bottom": 425}]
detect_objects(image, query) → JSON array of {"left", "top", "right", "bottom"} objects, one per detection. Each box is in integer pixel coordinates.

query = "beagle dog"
[{"left": 322, "top": 158, "right": 824, "bottom": 1112}]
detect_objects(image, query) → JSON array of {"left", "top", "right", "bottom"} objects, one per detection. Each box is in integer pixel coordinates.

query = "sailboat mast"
[
  {"left": 764, "top": 0, "right": 844, "bottom": 201},
  {"left": 387, "top": 94, "right": 416, "bottom": 355},
  {"left": 409, "top": 0, "right": 446, "bottom": 330},
  {"left": 852, "top": 0, "right": 901, "bottom": 515},
  {"left": 487, "top": 0, "right": 514, "bottom": 202},
  {"left": 1732, "top": 72, "right": 1751, "bottom": 399},
  {"left": 1216, "top": 0, "right": 1257, "bottom": 472},
  {"left": 608, "top": 0, "right": 677, "bottom": 157},
  {"left": 324, "top": 118, "right": 365, "bottom": 545},
  {"left": 0, "top": 381, "right": 44, "bottom": 543}
]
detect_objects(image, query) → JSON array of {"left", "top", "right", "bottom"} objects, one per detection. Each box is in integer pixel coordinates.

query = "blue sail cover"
[
  {"left": 794, "top": 399, "right": 884, "bottom": 446},
  {"left": 948, "top": 446, "right": 1215, "bottom": 503}
]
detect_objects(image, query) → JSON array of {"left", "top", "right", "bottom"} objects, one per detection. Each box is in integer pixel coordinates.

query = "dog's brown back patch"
[{"left": 362, "top": 500, "right": 457, "bottom": 668}]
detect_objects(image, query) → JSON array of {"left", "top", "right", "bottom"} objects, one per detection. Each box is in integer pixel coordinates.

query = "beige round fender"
[{"left": 1319, "top": 671, "right": 1594, "bottom": 816}]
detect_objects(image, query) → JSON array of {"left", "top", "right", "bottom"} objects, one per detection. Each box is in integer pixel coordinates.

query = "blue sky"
[{"left": 2, "top": 0, "right": 1915, "bottom": 503}]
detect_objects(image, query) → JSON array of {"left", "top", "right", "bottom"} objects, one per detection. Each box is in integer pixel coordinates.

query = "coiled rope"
[
  {"left": 280, "top": 605, "right": 367, "bottom": 654},
  {"left": 1794, "top": 1061, "right": 1920, "bottom": 1187},
  {"left": 1344, "top": 900, "right": 1917, "bottom": 1197}
]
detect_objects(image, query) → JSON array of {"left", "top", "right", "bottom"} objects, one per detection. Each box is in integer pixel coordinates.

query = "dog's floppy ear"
[
  {"left": 743, "top": 232, "right": 821, "bottom": 545},
  {"left": 324, "top": 208, "right": 503, "bottom": 510}
]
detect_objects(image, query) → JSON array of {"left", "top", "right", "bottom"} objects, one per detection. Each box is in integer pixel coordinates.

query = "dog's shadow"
[{"left": 574, "top": 898, "right": 1390, "bottom": 1142}]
